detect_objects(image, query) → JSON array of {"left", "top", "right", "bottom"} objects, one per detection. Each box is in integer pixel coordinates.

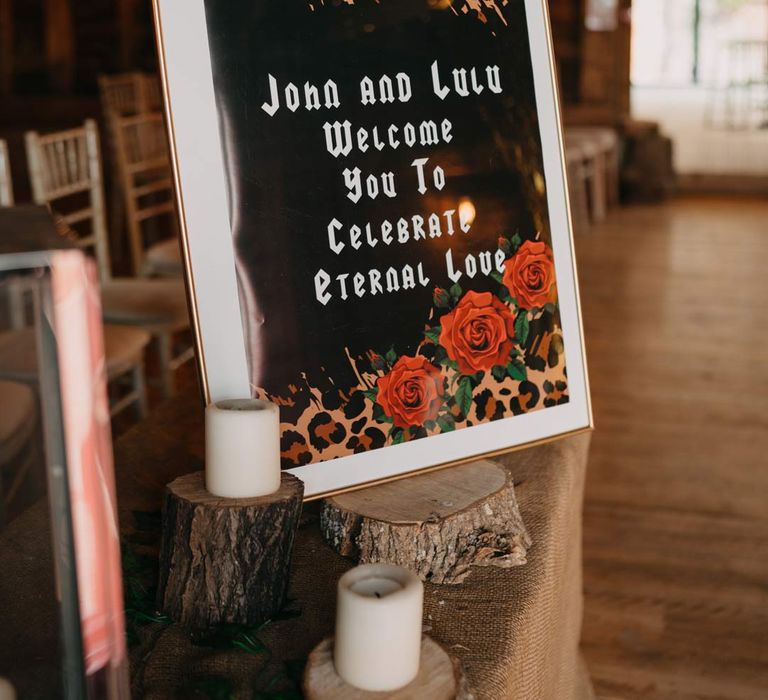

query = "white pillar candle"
[
  {"left": 0, "top": 678, "right": 15, "bottom": 700},
  {"left": 205, "top": 399, "right": 281, "bottom": 498},
  {"left": 334, "top": 563, "right": 423, "bottom": 692}
]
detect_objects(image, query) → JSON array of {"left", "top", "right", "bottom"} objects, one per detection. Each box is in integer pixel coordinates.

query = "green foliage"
[
  {"left": 122, "top": 537, "right": 170, "bottom": 647},
  {"left": 390, "top": 428, "right": 405, "bottom": 445},
  {"left": 491, "top": 365, "right": 508, "bottom": 382},
  {"left": 455, "top": 376, "right": 474, "bottom": 417},
  {"left": 424, "top": 325, "right": 441, "bottom": 344},
  {"left": 437, "top": 414, "right": 456, "bottom": 433},
  {"left": 432, "top": 345, "right": 449, "bottom": 365},
  {"left": 508, "top": 361, "right": 527, "bottom": 382},
  {"left": 448, "top": 283, "right": 463, "bottom": 303},
  {"left": 515, "top": 313, "right": 530, "bottom": 345},
  {"left": 192, "top": 624, "right": 269, "bottom": 653},
  {"left": 372, "top": 403, "right": 393, "bottom": 424},
  {"left": 384, "top": 347, "right": 397, "bottom": 366},
  {"left": 510, "top": 233, "right": 522, "bottom": 251}
]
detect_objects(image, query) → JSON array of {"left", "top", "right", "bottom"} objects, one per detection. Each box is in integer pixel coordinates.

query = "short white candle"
[
  {"left": 334, "top": 563, "right": 423, "bottom": 692},
  {"left": 205, "top": 399, "right": 281, "bottom": 499},
  {"left": 0, "top": 678, "right": 15, "bottom": 700}
]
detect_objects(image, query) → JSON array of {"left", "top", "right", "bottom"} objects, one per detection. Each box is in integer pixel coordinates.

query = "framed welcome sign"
[{"left": 153, "top": 0, "right": 592, "bottom": 498}]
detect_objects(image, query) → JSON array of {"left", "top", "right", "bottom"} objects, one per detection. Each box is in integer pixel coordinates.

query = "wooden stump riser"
[
  {"left": 157, "top": 471, "right": 304, "bottom": 627},
  {"left": 304, "top": 635, "right": 471, "bottom": 700},
  {"left": 320, "top": 460, "right": 531, "bottom": 585}
]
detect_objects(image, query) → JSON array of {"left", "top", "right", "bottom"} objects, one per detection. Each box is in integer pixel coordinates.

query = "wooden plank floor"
[{"left": 576, "top": 196, "right": 768, "bottom": 700}]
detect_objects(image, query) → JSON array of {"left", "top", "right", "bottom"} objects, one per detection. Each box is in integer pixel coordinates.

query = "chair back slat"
[
  {"left": 25, "top": 120, "right": 112, "bottom": 282},
  {"left": 113, "top": 112, "right": 176, "bottom": 274},
  {"left": 98, "top": 72, "right": 147, "bottom": 117},
  {"left": 0, "top": 140, "right": 14, "bottom": 207}
]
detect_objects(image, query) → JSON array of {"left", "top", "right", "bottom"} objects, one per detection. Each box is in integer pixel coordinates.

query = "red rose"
[
  {"left": 377, "top": 356, "right": 444, "bottom": 429},
  {"left": 503, "top": 240, "right": 557, "bottom": 309},
  {"left": 439, "top": 290, "right": 516, "bottom": 375}
]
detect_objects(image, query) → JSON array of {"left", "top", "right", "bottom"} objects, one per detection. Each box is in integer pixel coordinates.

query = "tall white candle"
[
  {"left": 334, "top": 563, "right": 423, "bottom": 692},
  {"left": 205, "top": 399, "right": 281, "bottom": 498}
]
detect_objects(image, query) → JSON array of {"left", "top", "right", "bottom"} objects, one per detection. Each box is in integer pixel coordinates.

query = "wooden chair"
[
  {"left": 568, "top": 127, "right": 620, "bottom": 207},
  {"left": 113, "top": 112, "right": 182, "bottom": 277},
  {"left": 99, "top": 73, "right": 164, "bottom": 260},
  {"left": 564, "top": 141, "right": 591, "bottom": 235},
  {"left": 24, "top": 120, "right": 191, "bottom": 398},
  {"left": 0, "top": 140, "right": 13, "bottom": 207},
  {"left": 564, "top": 133, "right": 607, "bottom": 224},
  {"left": 98, "top": 72, "right": 161, "bottom": 118},
  {"left": 0, "top": 324, "right": 149, "bottom": 419},
  {"left": 1, "top": 143, "right": 149, "bottom": 416}
]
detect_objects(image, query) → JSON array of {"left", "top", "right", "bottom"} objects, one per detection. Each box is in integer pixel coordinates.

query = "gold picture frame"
[{"left": 152, "top": 0, "right": 592, "bottom": 499}]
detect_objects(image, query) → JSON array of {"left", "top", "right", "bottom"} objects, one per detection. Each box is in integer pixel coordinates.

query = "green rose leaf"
[
  {"left": 372, "top": 403, "right": 393, "bottom": 424},
  {"left": 437, "top": 414, "right": 456, "bottom": 433},
  {"left": 391, "top": 428, "right": 405, "bottom": 445},
  {"left": 455, "top": 376, "right": 474, "bottom": 417},
  {"left": 515, "top": 313, "right": 530, "bottom": 345},
  {"left": 362, "top": 388, "right": 378, "bottom": 403},
  {"left": 448, "top": 283, "right": 463, "bottom": 301},
  {"left": 444, "top": 358, "right": 459, "bottom": 371},
  {"left": 424, "top": 326, "right": 441, "bottom": 344},
  {"left": 433, "top": 345, "right": 449, "bottom": 365},
  {"left": 511, "top": 233, "right": 523, "bottom": 251},
  {"left": 491, "top": 365, "right": 507, "bottom": 382},
  {"left": 507, "top": 362, "right": 527, "bottom": 382},
  {"left": 385, "top": 348, "right": 397, "bottom": 366}
]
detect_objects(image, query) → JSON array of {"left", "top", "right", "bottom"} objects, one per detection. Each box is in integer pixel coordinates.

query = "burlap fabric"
[{"left": 0, "top": 395, "right": 594, "bottom": 699}]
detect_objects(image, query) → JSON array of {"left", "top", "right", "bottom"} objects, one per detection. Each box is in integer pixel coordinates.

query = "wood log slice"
[
  {"left": 320, "top": 460, "right": 531, "bottom": 585},
  {"left": 303, "top": 635, "right": 471, "bottom": 700},
  {"left": 157, "top": 471, "right": 303, "bottom": 627}
]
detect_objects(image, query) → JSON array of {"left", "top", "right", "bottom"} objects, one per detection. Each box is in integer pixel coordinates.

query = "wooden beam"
[
  {"left": 118, "top": 0, "right": 139, "bottom": 70},
  {"left": 44, "top": 0, "right": 74, "bottom": 93},
  {"left": 0, "top": 0, "right": 12, "bottom": 95}
]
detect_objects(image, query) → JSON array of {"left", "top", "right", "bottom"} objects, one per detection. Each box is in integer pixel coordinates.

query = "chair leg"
[
  {"left": 608, "top": 147, "right": 620, "bottom": 206},
  {"left": 133, "top": 361, "right": 148, "bottom": 420},
  {"left": 589, "top": 153, "right": 608, "bottom": 223},
  {"left": 156, "top": 331, "right": 175, "bottom": 398},
  {"left": 567, "top": 160, "right": 590, "bottom": 235}
]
